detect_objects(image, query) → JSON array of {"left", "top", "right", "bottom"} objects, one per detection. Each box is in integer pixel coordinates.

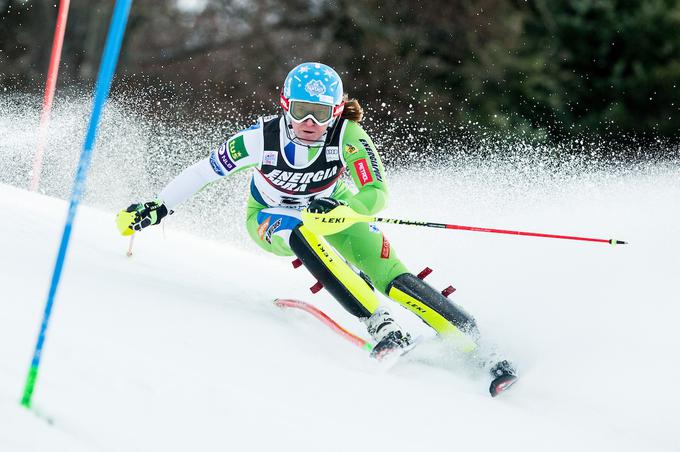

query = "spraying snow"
[{"left": 0, "top": 94, "right": 678, "bottom": 451}]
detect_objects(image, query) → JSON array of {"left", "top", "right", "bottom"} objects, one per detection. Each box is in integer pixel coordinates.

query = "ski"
[
  {"left": 274, "top": 298, "right": 422, "bottom": 363},
  {"left": 275, "top": 298, "right": 518, "bottom": 397},
  {"left": 274, "top": 298, "right": 373, "bottom": 351},
  {"left": 488, "top": 360, "right": 519, "bottom": 397}
]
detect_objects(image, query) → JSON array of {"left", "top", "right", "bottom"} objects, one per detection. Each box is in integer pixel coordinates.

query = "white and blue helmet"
[{"left": 280, "top": 62, "right": 345, "bottom": 125}]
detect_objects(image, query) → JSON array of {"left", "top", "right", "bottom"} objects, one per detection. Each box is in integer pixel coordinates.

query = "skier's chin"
[
  {"left": 291, "top": 120, "right": 327, "bottom": 143},
  {"left": 297, "top": 130, "right": 323, "bottom": 143}
]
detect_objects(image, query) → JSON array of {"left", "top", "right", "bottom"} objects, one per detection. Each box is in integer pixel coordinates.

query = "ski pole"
[
  {"left": 301, "top": 206, "right": 627, "bottom": 245},
  {"left": 126, "top": 235, "right": 135, "bottom": 257}
]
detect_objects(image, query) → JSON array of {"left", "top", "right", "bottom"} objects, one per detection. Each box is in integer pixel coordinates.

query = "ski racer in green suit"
[{"left": 117, "top": 61, "right": 515, "bottom": 382}]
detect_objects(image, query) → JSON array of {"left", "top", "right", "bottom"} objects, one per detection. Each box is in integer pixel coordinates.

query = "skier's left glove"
[
  {"left": 307, "top": 197, "right": 347, "bottom": 214},
  {"left": 115, "top": 200, "right": 171, "bottom": 236}
]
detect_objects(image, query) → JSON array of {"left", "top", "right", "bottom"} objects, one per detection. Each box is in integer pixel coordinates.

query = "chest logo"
[
  {"left": 325, "top": 146, "right": 339, "bottom": 162},
  {"left": 263, "top": 151, "right": 278, "bottom": 166},
  {"left": 265, "top": 167, "right": 339, "bottom": 192}
]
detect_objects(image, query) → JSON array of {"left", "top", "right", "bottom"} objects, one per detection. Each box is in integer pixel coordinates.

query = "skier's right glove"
[
  {"left": 307, "top": 197, "right": 347, "bottom": 214},
  {"left": 116, "top": 200, "right": 170, "bottom": 236}
]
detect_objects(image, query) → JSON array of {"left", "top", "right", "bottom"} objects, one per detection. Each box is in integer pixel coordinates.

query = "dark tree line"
[{"left": 2, "top": 0, "right": 679, "bottom": 140}]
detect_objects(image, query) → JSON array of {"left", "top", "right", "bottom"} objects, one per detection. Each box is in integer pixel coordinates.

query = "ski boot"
[
  {"left": 489, "top": 360, "right": 518, "bottom": 397},
  {"left": 365, "top": 307, "right": 412, "bottom": 360}
]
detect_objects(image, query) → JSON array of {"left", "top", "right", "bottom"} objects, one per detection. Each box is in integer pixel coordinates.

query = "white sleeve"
[
  {"left": 159, "top": 158, "right": 221, "bottom": 210},
  {"left": 158, "top": 118, "right": 265, "bottom": 210}
]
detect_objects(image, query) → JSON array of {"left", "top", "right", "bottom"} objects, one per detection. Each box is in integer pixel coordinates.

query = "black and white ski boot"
[
  {"left": 489, "top": 360, "right": 518, "bottom": 397},
  {"left": 365, "top": 307, "right": 412, "bottom": 360}
]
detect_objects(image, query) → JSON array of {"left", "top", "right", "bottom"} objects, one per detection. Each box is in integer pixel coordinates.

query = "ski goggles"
[{"left": 288, "top": 101, "right": 335, "bottom": 125}]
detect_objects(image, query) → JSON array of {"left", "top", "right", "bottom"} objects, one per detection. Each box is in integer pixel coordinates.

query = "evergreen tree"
[{"left": 466, "top": 0, "right": 680, "bottom": 138}]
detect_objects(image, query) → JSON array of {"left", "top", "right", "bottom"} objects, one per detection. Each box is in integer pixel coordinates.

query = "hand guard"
[
  {"left": 116, "top": 200, "right": 170, "bottom": 236},
  {"left": 302, "top": 198, "right": 356, "bottom": 236},
  {"left": 307, "top": 197, "right": 347, "bottom": 214}
]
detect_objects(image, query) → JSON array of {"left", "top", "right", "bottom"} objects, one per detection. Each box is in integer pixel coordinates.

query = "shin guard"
[
  {"left": 289, "top": 225, "right": 380, "bottom": 318},
  {"left": 387, "top": 273, "right": 479, "bottom": 351}
]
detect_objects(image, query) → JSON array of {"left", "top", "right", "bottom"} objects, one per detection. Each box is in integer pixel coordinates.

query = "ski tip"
[
  {"left": 609, "top": 239, "right": 627, "bottom": 245},
  {"left": 489, "top": 374, "right": 518, "bottom": 397}
]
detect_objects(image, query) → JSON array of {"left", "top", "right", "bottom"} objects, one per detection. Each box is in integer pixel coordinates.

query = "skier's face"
[{"left": 291, "top": 118, "right": 328, "bottom": 143}]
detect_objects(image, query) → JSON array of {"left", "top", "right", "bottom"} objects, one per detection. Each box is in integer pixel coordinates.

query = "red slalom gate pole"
[{"left": 30, "top": 0, "right": 71, "bottom": 192}]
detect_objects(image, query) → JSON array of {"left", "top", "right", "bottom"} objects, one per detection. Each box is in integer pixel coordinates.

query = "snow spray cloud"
[
  {"left": 1, "top": 90, "right": 678, "bottom": 246},
  {"left": 0, "top": 90, "right": 253, "bottom": 244}
]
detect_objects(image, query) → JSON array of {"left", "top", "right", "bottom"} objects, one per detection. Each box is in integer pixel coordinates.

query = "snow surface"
[{"left": 1, "top": 97, "right": 679, "bottom": 451}]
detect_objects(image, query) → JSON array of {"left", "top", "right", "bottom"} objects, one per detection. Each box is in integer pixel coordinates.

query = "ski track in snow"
[{"left": 1, "top": 96, "right": 679, "bottom": 451}]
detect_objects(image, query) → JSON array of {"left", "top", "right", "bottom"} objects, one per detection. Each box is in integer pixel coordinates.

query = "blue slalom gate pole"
[{"left": 21, "top": 0, "right": 133, "bottom": 409}]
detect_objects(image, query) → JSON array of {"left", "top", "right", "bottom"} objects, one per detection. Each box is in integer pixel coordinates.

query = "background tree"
[
  {"left": 464, "top": 0, "right": 680, "bottom": 137},
  {"left": 1, "top": 0, "right": 678, "bottom": 142}
]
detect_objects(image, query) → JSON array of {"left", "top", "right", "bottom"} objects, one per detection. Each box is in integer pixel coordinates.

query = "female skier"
[{"left": 116, "top": 62, "right": 516, "bottom": 394}]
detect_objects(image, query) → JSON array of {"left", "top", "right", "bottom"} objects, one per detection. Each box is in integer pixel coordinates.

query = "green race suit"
[
  {"left": 159, "top": 115, "right": 408, "bottom": 293},
  {"left": 245, "top": 116, "right": 408, "bottom": 294},
  {"left": 158, "top": 115, "right": 477, "bottom": 347}
]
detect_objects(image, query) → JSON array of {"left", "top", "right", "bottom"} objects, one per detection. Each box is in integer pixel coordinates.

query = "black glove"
[
  {"left": 307, "top": 197, "right": 347, "bottom": 214},
  {"left": 116, "top": 200, "right": 170, "bottom": 236}
]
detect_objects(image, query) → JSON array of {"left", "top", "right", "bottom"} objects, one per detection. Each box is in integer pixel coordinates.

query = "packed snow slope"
[{"left": 1, "top": 96, "right": 679, "bottom": 451}]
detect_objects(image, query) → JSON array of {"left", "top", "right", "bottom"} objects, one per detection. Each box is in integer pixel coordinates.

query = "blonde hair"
[{"left": 341, "top": 93, "right": 364, "bottom": 122}]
